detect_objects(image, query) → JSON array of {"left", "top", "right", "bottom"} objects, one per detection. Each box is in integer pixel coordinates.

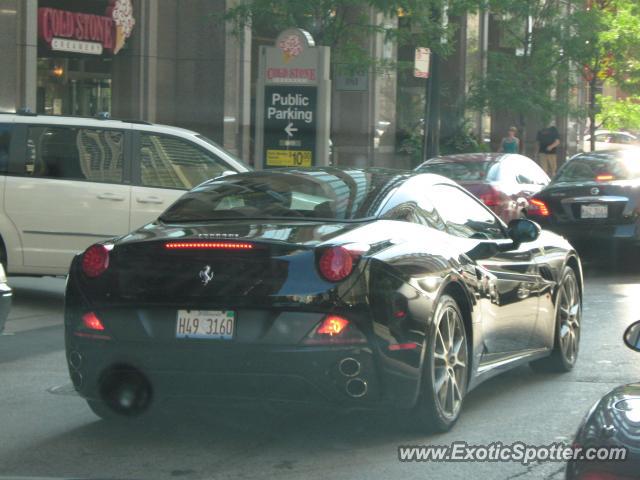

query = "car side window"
[
  {"left": 0, "top": 124, "right": 11, "bottom": 174},
  {"left": 25, "top": 126, "right": 124, "bottom": 182},
  {"left": 428, "top": 184, "right": 505, "bottom": 239},
  {"left": 139, "top": 133, "right": 228, "bottom": 189}
]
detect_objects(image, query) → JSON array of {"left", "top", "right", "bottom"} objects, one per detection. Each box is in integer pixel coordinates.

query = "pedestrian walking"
[
  {"left": 537, "top": 125, "right": 560, "bottom": 176},
  {"left": 500, "top": 126, "right": 520, "bottom": 154}
]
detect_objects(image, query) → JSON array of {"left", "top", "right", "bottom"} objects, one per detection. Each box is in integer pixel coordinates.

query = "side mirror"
[
  {"left": 219, "top": 170, "right": 237, "bottom": 178},
  {"left": 507, "top": 218, "right": 541, "bottom": 245},
  {"left": 624, "top": 321, "right": 640, "bottom": 352}
]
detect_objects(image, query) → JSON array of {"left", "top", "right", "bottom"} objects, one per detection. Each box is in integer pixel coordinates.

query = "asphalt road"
[{"left": 1, "top": 265, "right": 639, "bottom": 480}]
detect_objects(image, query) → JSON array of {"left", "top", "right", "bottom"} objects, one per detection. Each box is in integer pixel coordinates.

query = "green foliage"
[
  {"left": 439, "top": 119, "right": 488, "bottom": 156},
  {"left": 223, "top": 0, "right": 483, "bottom": 71},
  {"left": 467, "top": 0, "right": 572, "bottom": 124},
  {"left": 596, "top": 94, "right": 640, "bottom": 131}
]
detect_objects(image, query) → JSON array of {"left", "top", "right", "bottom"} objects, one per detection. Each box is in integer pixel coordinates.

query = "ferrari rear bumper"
[{"left": 64, "top": 334, "right": 414, "bottom": 410}]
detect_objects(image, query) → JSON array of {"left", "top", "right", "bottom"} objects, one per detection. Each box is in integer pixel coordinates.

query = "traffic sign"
[
  {"left": 264, "top": 86, "right": 317, "bottom": 168},
  {"left": 255, "top": 28, "right": 331, "bottom": 169}
]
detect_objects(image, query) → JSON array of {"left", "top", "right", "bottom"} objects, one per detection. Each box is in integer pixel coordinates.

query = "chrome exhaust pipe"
[
  {"left": 345, "top": 378, "right": 368, "bottom": 398},
  {"left": 70, "top": 370, "right": 83, "bottom": 388},
  {"left": 68, "top": 350, "right": 82, "bottom": 370},
  {"left": 338, "top": 357, "right": 361, "bottom": 377},
  {"left": 99, "top": 366, "right": 153, "bottom": 416}
]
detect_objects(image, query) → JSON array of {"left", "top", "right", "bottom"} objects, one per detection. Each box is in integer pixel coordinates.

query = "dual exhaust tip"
[{"left": 339, "top": 357, "right": 368, "bottom": 398}]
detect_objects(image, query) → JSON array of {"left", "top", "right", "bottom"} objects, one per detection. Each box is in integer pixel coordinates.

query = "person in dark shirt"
[{"left": 537, "top": 125, "right": 560, "bottom": 176}]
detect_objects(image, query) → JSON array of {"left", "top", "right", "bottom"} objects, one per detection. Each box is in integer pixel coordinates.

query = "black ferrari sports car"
[
  {"left": 65, "top": 167, "right": 583, "bottom": 432},
  {"left": 526, "top": 149, "right": 640, "bottom": 250}
]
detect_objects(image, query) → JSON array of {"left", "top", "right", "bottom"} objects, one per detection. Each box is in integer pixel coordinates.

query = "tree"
[
  {"left": 224, "top": 0, "right": 480, "bottom": 71},
  {"left": 571, "top": 0, "right": 640, "bottom": 150},
  {"left": 467, "top": 0, "right": 574, "bottom": 154},
  {"left": 596, "top": 94, "right": 640, "bottom": 132}
]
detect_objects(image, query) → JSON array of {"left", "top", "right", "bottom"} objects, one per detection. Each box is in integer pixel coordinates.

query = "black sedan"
[
  {"left": 65, "top": 167, "right": 582, "bottom": 432},
  {"left": 526, "top": 149, "right": 640, "bottom": 250}
]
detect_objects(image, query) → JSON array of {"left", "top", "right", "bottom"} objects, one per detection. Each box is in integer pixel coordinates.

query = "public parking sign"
[
  {"left": 264, "top": 86, "right": 317, "bottom": 167},
  {"left": 255, "top": 28, "right": 330, "bottom": 169}
]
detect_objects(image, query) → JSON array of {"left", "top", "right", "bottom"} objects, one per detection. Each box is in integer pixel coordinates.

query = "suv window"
[
  {"left": 25, "top": 126, "right": 124, "bottom": 182},
  {"left": 139, "top": 133, "right": 228, "bottom": 189},
  {"left": 428, "top": 184, "right": 505, "bottom": 239},
  {"left": 0, "top": 124, "right": 11, "bottom": 173}
]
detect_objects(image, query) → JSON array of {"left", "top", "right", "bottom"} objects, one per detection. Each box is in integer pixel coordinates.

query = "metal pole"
[{"left": 425, "top": 52, "right": 440, "bottom": 160}]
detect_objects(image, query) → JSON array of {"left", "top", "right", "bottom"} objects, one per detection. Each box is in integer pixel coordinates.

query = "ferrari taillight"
[
  {"left": 317, "top": 243, "right": 369, "bottom": 282},
  {"left": 82, "top": 311, "right": 105, "bottom": 331},
  {"left": 82, "top": 244, "right": 110, "bottom": 278},
  {"left": 303, "top": 315, "right": 367, "bottom": 345},
  {"left": 316, "top": 315, "right": 350, "bottom": 336}
]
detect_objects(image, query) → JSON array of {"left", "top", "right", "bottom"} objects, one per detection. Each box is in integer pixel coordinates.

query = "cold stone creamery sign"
[
  {"left": 38, "top": 0, "right": 136, "bottom": 56},
  {"left": 255, "top": 28, "right": 331, "bottom": 168}
]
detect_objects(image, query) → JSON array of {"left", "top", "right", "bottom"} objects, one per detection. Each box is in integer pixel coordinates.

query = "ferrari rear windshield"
[
  {"left": 416, "top": 161, "right": 495, "bottom": 181},
  {"left": 555, "top": 151, "right": 640, "bottom": 183},
  {"left": 160, "top": 168, "right": 408, "bottom": 222}
]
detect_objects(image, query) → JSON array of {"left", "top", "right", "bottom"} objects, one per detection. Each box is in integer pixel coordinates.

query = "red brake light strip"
[{"left": 164, "top": 242, "right": 254, "bottom": 250}]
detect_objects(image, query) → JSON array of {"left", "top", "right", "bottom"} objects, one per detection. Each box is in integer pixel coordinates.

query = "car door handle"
[
  {"left": 136, "top": 196, "right": 164, "bottom": 205},
  {"left": 97, "top": 193, "right": 125, "bottom": 201}
]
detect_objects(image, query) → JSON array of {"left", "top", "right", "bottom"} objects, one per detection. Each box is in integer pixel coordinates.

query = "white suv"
[{"left": 0, "top": 112, "right": 250, "bottom": 276}]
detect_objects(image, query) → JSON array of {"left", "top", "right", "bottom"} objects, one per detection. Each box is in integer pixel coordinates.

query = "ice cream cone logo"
[
  {"left": 109, "top": 0, "right": 135, "bottom": 54},
  {"left": 278, "top": 34, "right": 303, "bottom": 64}
]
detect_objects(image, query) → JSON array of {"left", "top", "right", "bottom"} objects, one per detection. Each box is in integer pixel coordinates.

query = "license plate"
[
  {"left": 580, "top": 204, "right": 608, "bottom": 219},
  {"left": 176, "top": 310, "right": 235, "bottom": 340}
]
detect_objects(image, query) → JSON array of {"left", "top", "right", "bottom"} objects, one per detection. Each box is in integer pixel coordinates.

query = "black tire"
[
  {"left": 530, "top": 266, "right": 581, "bottom": 373},
  {"left": 412, "top": 294, "right": 469, "bottom": 433}
]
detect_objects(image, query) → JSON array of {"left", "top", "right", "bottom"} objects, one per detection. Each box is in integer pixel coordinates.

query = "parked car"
[
  {"left": 0, "top": 112, "right": 250, "bottom": 276},
  {"left": 65, "top": 167, "right": 582, "bottom": 432},
  {"left": 566, "top": 320, "right": 640, "bottom": 479},
  {"left": 0, "top": 264, "right": 11, "bottom": 333},
  {"left": 583, "top": 130, "right": 639, "bottom": 152},
  {"left": 415, "top": 153, "right": 550, "bottom": 223},
  {"left": 525, "top": 149, "right": 640, "bottom": 250}
]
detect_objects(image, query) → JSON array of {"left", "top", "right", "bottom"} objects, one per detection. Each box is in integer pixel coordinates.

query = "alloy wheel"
[
  {"left": 432, "top": 306, "right": 468, "bottom": 419},
  {"left": 558, "top": 273, "right": 581, "bottom": 365}
]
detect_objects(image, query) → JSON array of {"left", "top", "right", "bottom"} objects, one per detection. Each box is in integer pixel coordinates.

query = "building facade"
[
  {"left": 0, "top": 0, "right": 250, "bottom": 159},
  {"left": 0, "top": 1, "right": 585, "bottom": 169}
]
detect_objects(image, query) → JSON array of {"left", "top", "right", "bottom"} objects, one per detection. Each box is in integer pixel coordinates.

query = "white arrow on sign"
[{"left": 284, "top": 122, "right": 298, "bottom": 137}]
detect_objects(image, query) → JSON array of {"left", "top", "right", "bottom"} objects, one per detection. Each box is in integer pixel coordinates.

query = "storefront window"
[{"left": 37, "top": 57, "right": 112, "bottom": 117}]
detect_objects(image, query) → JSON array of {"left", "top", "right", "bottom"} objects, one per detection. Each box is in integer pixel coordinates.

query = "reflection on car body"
[{"left": 415, "top": 153, "right": 550, "bottom": 223}]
